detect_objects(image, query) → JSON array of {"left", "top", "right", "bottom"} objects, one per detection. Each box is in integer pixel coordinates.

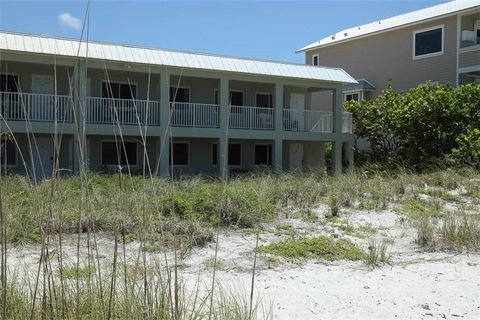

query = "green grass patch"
[{"left": 257, "top": 236, "right": 365, "bottom": 261}]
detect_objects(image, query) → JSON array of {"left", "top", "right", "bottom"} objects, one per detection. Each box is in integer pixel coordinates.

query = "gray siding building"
[
  {"left": 298, "top": 0, "right": 480, "bottom": 101},
  {"left": 0, "top": 31, "right": 355, "bottom": 179}
]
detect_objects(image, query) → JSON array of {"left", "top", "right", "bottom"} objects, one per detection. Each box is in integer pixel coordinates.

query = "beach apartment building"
[{"left": 0, "top": 31, "right": 355, "bottom": 179}]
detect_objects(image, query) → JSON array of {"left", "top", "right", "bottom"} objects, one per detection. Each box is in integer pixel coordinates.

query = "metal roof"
[
  {"left": 298, "top": 0, "right": 480, "bottom": 52},
  {"left": 343, "top": 79, "right": 376, "bottom": 93},
  {"left": 0, "top": 31, "right": 356, "bottom": 84}
]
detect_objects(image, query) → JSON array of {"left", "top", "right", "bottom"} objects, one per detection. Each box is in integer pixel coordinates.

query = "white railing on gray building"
[
  {"left": 0, "top": 92, "right": 73, "bottom": 122},
  {"left": 229, "top": 106, "right": 274, "bottom": 130},
  {"left": 342, "top": 112, "right": 353, "bottom": 133},
  {"left": 86, "top": 97, "right": 159, "bottom": 125},
  {"left": 283, "top": 109, "right": 333, "bottom": 133},
  {"left": 170, "top": 102, "right": 219, "bottom": 128}
]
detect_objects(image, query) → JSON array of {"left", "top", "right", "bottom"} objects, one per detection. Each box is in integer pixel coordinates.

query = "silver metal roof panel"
[{"left": 0, "top": 30, "right": 356, "bottom": 84}]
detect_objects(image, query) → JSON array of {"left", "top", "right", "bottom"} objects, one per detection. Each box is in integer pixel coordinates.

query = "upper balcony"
[
  {"left": 0, "top": 92, "right": 73, "bottom": 123},
  {"left": 86, "top": 97, "right": 160, "bottom": 126},
  {"left": 0, "top": 91, "right": 353, "bottom": 134}
]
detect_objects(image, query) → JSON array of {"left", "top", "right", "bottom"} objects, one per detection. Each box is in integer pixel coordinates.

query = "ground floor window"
[
  {"left": 0, "top": 139, "right": 17, "bottom": 166},
  {"left": 102, "top": 141, "right": 137, "bottom": 166},
  {"left": 211, "top": 143, "right": 218, "bottom": 166},
  {"left": 228, "top": 143, "right": 241, "bottom": 166},
  {"left": 255, "top": 144, "right": 272, "bottom": 165},
  {"left": 170, "top": 142, "right": 189, "bottom": 166}
]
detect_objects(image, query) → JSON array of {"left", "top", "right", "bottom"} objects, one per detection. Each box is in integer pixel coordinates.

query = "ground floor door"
[
  {"left": 32, "top": 138, "right": 54, "bottom": 179},
  {"left": 289, "top": 143, "right": 303, "bottom": 171}
]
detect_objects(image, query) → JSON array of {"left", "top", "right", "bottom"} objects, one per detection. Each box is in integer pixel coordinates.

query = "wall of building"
[
  {"left": 87, "top": 135, "right": 158, "bottom": 174},
  {"left": 306, "top": 15, "right": 459, "bottom": 97},
  {"left": 0, "top": 61, "right": 73, "bottom": 95},
  {"left": 87, "top": 68, "right": 161, "bottom": 100},
  {"left": 4, "top": 133, "right": 72, "bottom": 175}
]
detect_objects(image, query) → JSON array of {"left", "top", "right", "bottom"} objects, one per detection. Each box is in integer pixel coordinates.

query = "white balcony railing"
[
  {"left": 283, "top": 109, "right": 333, "bottom": 132},
  {"left": 86, "top": 97, "right": 160, "bottom": 125},
  {"left": 0, "top": 92, "right": 73, "bottom": 122},
  {"left": 229, "top": 106, "right": 274, "bottom": 130},
  {"left": 342, "top": 112, "right": 353, "bottom": 133},
  {"left": 170, "top": 102, "right": 220, "bottom": 128}
]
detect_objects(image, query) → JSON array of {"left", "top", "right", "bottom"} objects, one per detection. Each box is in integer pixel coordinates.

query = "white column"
[
  {"left": 274, "top": 139, "right": 283, "bottom": 174},
  {"left": 219, "top": 77, "right": 229, "bottom": 179},
  {"left": 332, "top": 141, "right": 342, "bottom": 176},
  {"left": 274, "top": 82, "right": 284, "bottom": 174},
  {"left": 158, "top": 72, "right": 170, "bottom": 178},
  {"left": 346, "top": 140, "right": 354, "bottom": 171},
  {"left": 333, "top": 86, "right": 343, "bottom": 135},
  {"left": 73, "top": 59, "right": 87, "bottom": 174}
]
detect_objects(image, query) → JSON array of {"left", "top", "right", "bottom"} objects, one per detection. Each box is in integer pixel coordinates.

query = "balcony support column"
[
  {"left": 273, "top": 82, "right": 284, "bottom": 174},
  {"left": 274, "top": 139, "right": 283, "bottom": 174},
  {"left": 333, "top": 85, "right": 343, "bottom": 135},
  {"left": 158, "top": 71, "right": 171, "bottom": 178},
  {"left": 219, "top": 77, "right": 229, "bottom": 179},
  {"left": 319, "top": 142, "right": 326, "bottom": 174},
  {"left": 345, "top": 139, "right": 354, "bottom": 172},
  {"left": 332, "top": 140, "right": 342, "bottom": 176},
  {"left": 73, "top": 58, "right": 87, "bottom": 175}
]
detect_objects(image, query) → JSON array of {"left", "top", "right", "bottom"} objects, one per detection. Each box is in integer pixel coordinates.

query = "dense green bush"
[{"left": 345, "top": 83, "right": 480, "bottom": 167}]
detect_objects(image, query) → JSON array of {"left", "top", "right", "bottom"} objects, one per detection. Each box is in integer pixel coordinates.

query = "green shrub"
[
  {"left": 257, "top": 236, "right": 365, "bottom": 261},
  {"left": 346, "top": 82, "right": 480, "bottom": 167}
]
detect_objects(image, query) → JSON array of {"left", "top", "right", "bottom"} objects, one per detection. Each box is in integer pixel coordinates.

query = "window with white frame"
[
  {"left": 0, "top": 139, "right": 17, "bottom": 166},
  {"left": 102, "top": 141, "right": 137, "bottom": 166},
  {"left": 344, "top": 92, "right": 360, "bottom": 102},
  {"left": 312, "top": 54, "right": 319, "bottom": 66},
  {"left": 255, "top": 93, "right": 273, "bottom": 108},
  {"left": 254, "top": 144, "right": 272, "bottom": 165},
  {"left": 170, "top": 87, "right": 190, "bottom": 103},
  {"left": 228, "top": 143, "right": 241, "bottom": 166},
  {"left": 169, "top": 142, "right": 189, "bottom": 166},
  {"left": 102, "top": 81, "right": 137, "bottom": 99},
  {"left": 413, "top": 26, "right": 444, "bottom": 58}
]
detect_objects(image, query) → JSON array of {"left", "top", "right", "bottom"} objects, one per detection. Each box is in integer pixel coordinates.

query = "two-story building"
[
  {"left": 0, "top": 31, "right": 355, "bottom": 179},
  {"left": 298, "top": 0, "right": 480, "bottom": 102}
]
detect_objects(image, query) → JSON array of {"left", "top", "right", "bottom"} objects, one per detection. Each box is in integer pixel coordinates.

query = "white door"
[
  {"left": 32, "top": 138, "right": 53, "bottom": 179},
  {"left": 289, "top": 143, "right": 304, "bottom": 171},
  {"left": 290, "top": 93, "right": 305, "bottom": 131},
  {"left": 32, "top": 75, "right": 54, "bottom": 121}
]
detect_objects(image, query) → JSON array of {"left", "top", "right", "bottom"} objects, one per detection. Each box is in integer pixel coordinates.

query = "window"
[
  {"left": 312, "top": 54, "right": 319, "bottom": 66},
  {"left": 256, "top": 93, "right": 273, "bottom": 108},
  {"left": 170, "top": 87, "right": 190, "bottom": 103},
  {"left": 212, "top": 143, "right": 218, "bottom": 166},
  {"left": 0, "top": 74, "right": 18, "bottom": 92},
  {"left": 345, "top": 93, "right": 360, "bottom": 102},
  {"left": 255, "top": 144, "right": 272, "bottom": 165},
  {"left": 230, "top": 91, "right": 244, "bottom": 106},
  {"left": 102, "top": 82, "right": 136, "bottom": 99},
  {"left": 228, "top": 143, "right": 241, "bottom": 166},
  {"left": 0, "top": 139, "right": 17, "bottom": 166},
  {"left": 414, "top": 26, "right": 443, "bottom": 58},
  {"left": 102, "top": 141, "right": 137, "bottom": 166},
  {"left": 169, "top": 142, "right": 189, "bottom": 166}
]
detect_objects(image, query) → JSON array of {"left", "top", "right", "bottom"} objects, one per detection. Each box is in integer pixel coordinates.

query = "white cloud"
[{"left": 58, "top": 13, "right": 82, "bottom": 31}]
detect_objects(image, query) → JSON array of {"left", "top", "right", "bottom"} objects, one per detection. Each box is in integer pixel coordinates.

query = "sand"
[{"left": 6, "top": 207, "right": 480, "bottom": 319}]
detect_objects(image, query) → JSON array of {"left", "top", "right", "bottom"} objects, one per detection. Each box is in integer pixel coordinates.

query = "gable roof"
[
  {"left": 0, "top": 31, "right": 356, "bottom": 85},
  {"left": 297, "top": 0, "right": 480, "bottom": 52}
]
